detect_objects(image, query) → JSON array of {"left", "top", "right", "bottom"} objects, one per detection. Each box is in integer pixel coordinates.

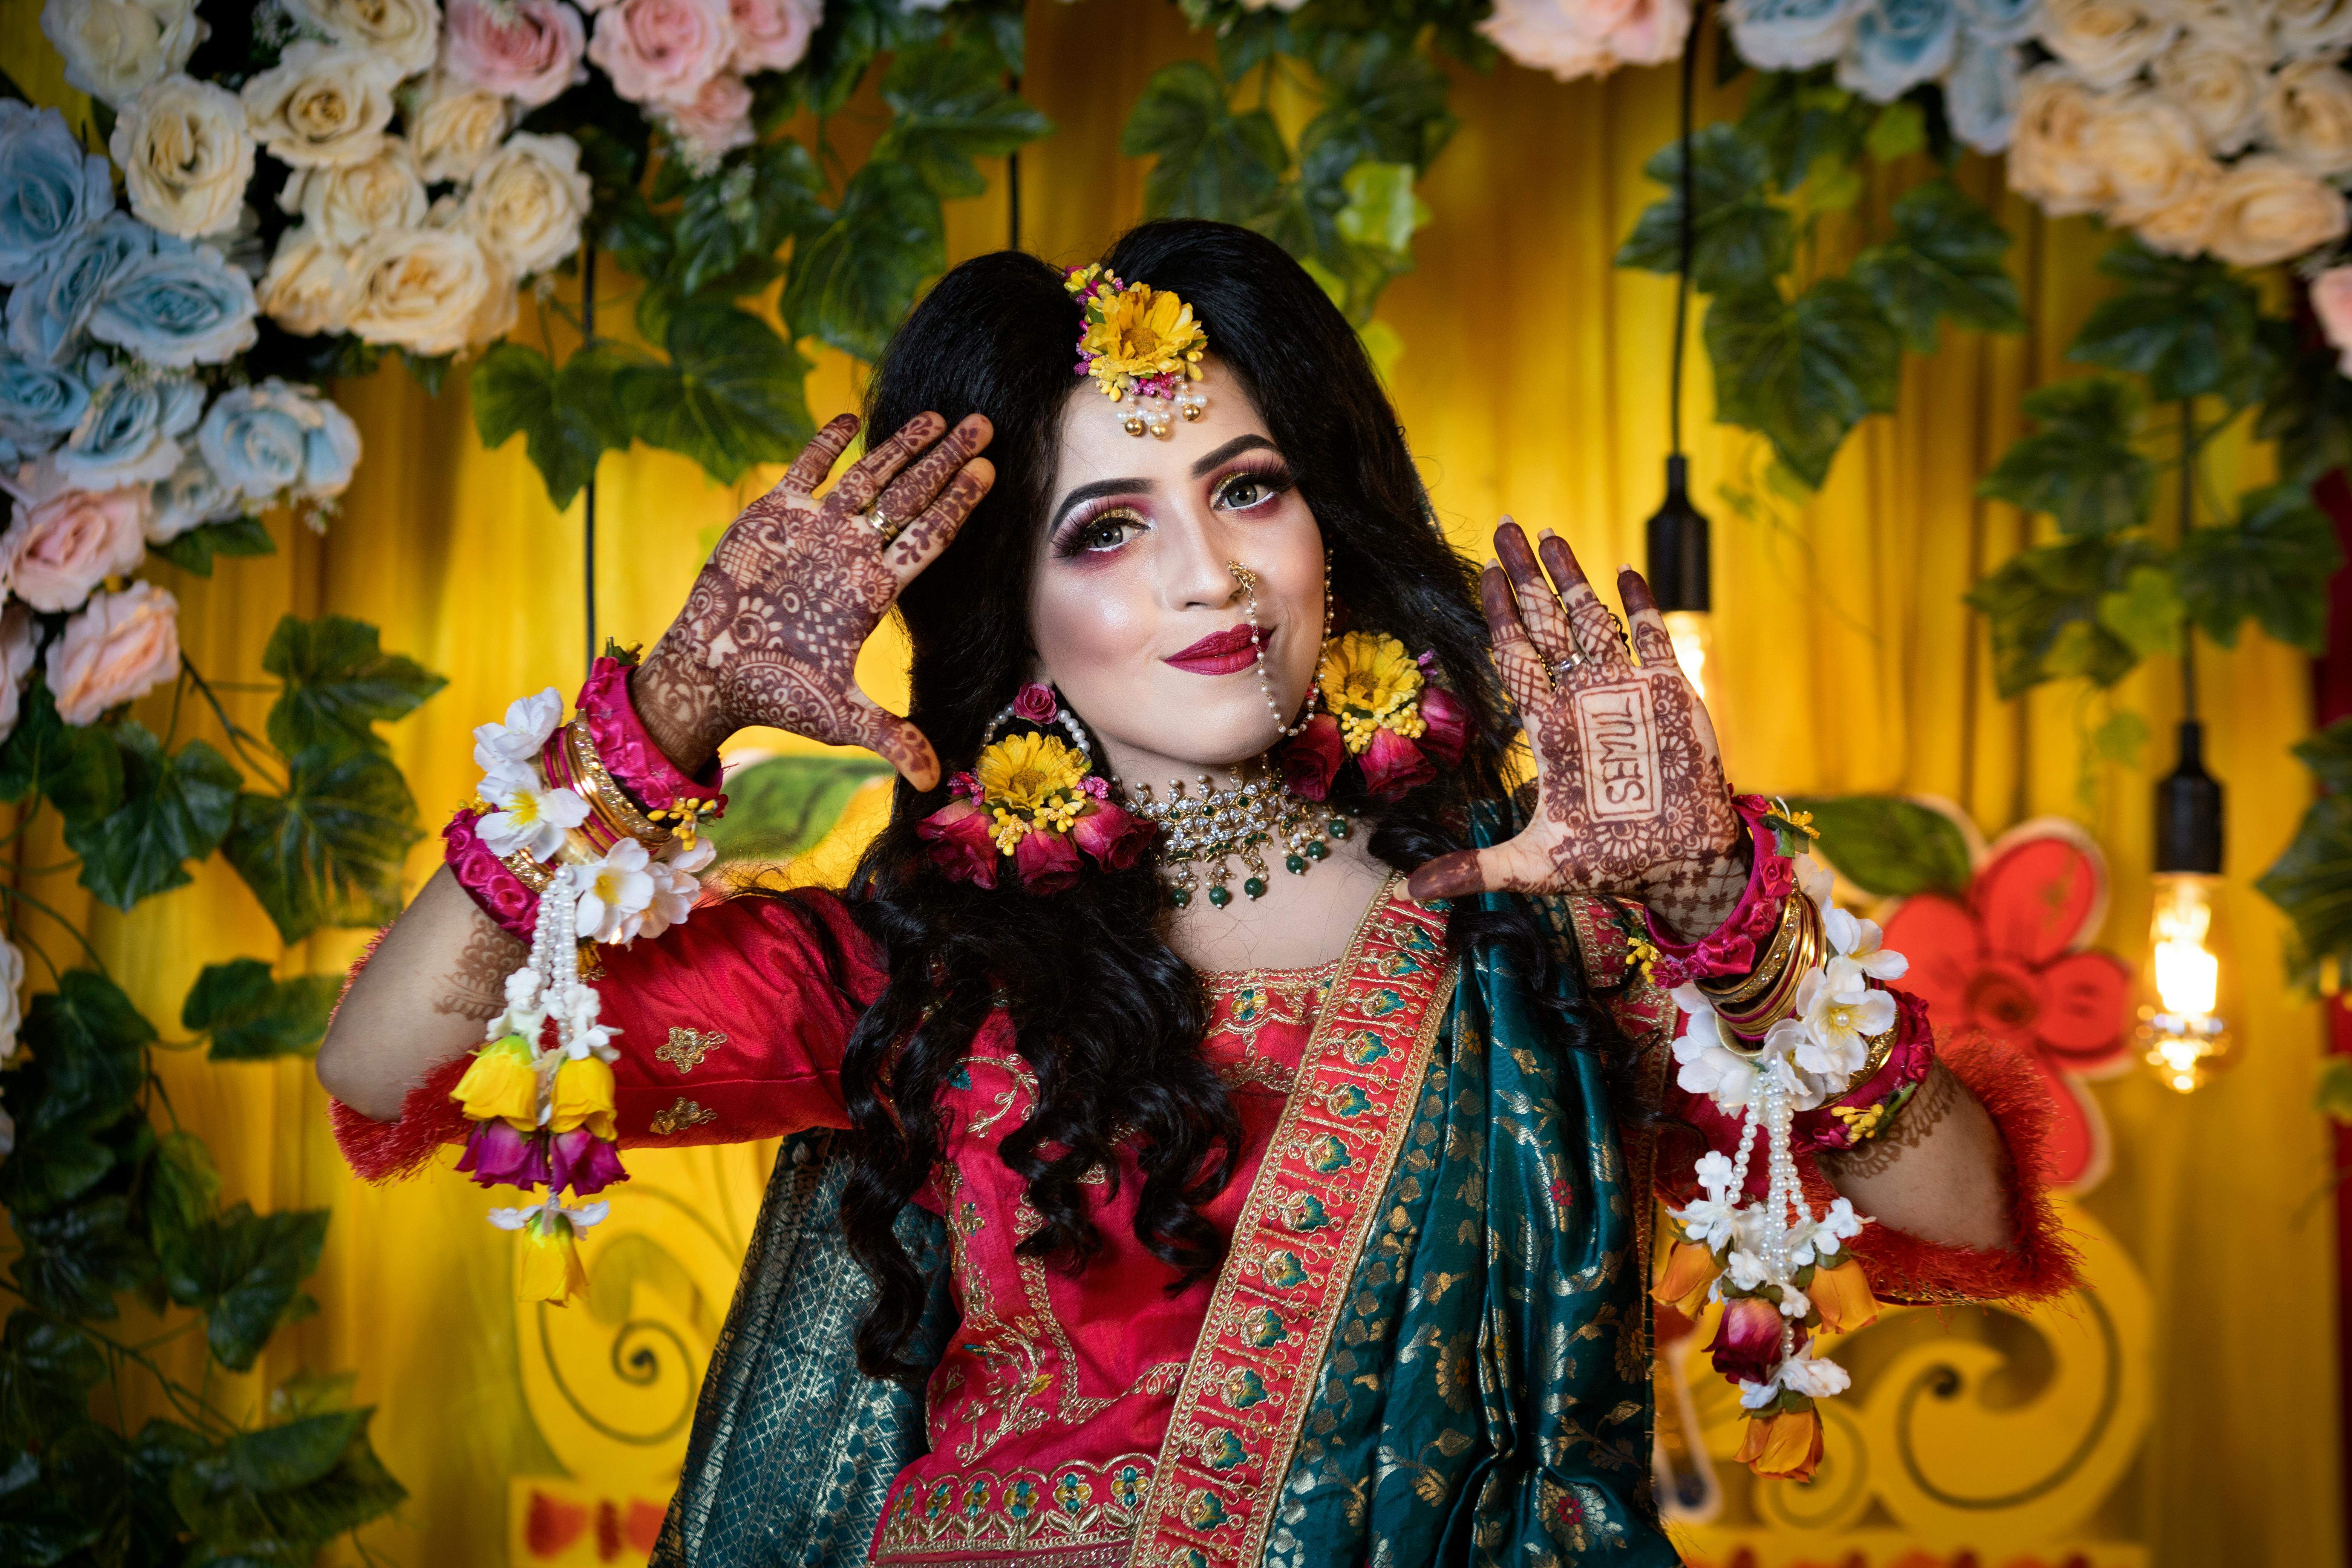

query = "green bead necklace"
[{"left": 1120, "top": 755, "right": 1349, "bottom": 910}]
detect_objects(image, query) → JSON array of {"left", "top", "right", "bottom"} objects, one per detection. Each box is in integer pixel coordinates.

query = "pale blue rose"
[
  {"left": 149, "top": 451, "right": 243, "bottom": 543},
  {"left": 6, "top": 213, "right": 154, "bottom": 364},
  {"left": 0, "top": 352, "right": 90, "bottom": 463},
  {"left": 198, "top": 378, "right": 362, "bottom": 504},
  {"left": 1837, "top": 0, "right": 1961, "bottom": 101},
  {"left": 1956, "top": 0, "right": 2043, "bottom": 45},
  {"left": 0, "top": 103, "right": 113, "bottom": 286},
  {"left": 1946, "top": 32, "right": 2023, "bottom": 153},
  {"left": 1729, "top": 0, "right": 1866, "bottom": 71},
  {"left": 57, "top": 357, "right": 204, "bottom": 490},
  {"left": 87, "top": 236, "right": 258, "bottom": 369}
]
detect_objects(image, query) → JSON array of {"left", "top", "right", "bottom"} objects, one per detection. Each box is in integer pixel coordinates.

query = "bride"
[{"left": 321, "top": 219, "right": 2071, "bottom": 1566}]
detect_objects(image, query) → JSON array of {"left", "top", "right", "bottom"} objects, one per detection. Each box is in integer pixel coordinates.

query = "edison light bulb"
[
  {"left": 1663, "top": 610, "right": 1712, "bottom": 700},
  {"left": 2139, "top": 873, "right": 2233, "bottom": 1093}
]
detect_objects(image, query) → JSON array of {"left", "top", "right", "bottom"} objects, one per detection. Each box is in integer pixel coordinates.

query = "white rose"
[
  {"left": 2273, "top": 0, "right": 2352, "bottom": 58},
  {"left": 2207, "top": 153, "right": 2350, "bottom": 265},
  {"left": 348, "top": 225, "right": 496, "bottom": 354},
  {"left": 464, "top": 132, "right": 591, "bottom": 277},
  {"left": 110, "top": 74, "right": 255, "bottom": 239},
  {"left": 2262, "top": 59, "right": 2352, "bottom": 179},
  {"left": 408, "top": 73, "right": 513, "bottom": 183},
  {"left": 242, "top": 40, "right": 402, "bottom": 168},
  {"left": 39, "top": 0, "right": 204, "bottom": 108},
  {"left": 2092, "top": 89, "right": 2218, "bottom": 224},
  {"left": 281, "top": 139, "right": 427, "bottom": 250},
  {"left": 2040, "top": 0, "right": 2177, "bottom": 88},
  {"left": 281, "top": 0, "right": 444, "bottom": 77},
  {"left": 2150, "top": 34, "right": 2264, "bottom": 154},
  {"left": 2130, "top": 162, "right": 2223, "bottom": 252},
  {"left": 2009, "top": 65, "right": 2118, "bottom": 216},
  {"left": 259, "top": 227, "right": 366, "bottom": 337},
  {"left": 2151, "top": 0, "right": 2263, "bottom": 48}
]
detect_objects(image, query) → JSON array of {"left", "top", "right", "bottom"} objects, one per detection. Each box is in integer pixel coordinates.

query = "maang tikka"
[{"left": 1066, "top": 264, "right": 1210, "bottom": 438}]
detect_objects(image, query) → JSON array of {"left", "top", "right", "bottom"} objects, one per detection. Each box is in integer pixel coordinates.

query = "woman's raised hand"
[
  {"left": 1405, "top": 519, "right": 1746, "bottom": 937},
  {"left": 634, "top": 410, "right": 994, "bottom": 789}
]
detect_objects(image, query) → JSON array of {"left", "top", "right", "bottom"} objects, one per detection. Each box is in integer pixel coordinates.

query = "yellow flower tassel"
[
  {"left": 453, "top": 1034, "right": 538, "bottom": 1125},
  {"left": 1649, "top": 1233, "right": 1724, "bottom": 1321},
  {"left": 516, "top": 1210, "right": 590, "bottom": 1305},
  {"left": 549, "top": 1054, "right": 617, "bottom": 1139},
  {"left": 1736, "top": 1403, "right": 1825, "bottom": 1481},
  {"left": 1808, "top": 1255, "right": 1881, "bottom": 1334}
]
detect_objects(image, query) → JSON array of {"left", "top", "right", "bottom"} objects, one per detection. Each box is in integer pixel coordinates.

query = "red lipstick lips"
[{"left": 1164, "top": 624, "right": 1263, "bottom": 676}]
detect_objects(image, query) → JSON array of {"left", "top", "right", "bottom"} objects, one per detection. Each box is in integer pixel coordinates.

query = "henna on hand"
[
  {"left": 433, "top": 911, "right": 524, "bottom": 1020},
  {"left": 633, "top": 410, "right": 996, "bottom": 786},
  {"left": 1818, "top": 1062, "right": 1963, "bottom": 1181},
  {"left": 1405, "top": 520, "right": 1742, "bottom": 928}
]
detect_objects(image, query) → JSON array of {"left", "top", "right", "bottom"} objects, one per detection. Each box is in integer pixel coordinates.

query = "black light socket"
[
  {"left": 1645, "top": 455, "right": 1711, "bottom": 614},
  {"left": 2154, "top": 720, "right": 2224, "bottom": 874}
]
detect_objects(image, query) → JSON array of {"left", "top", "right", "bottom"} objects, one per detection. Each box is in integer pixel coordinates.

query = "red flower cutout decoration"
[{"left": 1879, "top": 819, "right": 2133, "bottom": 1191}]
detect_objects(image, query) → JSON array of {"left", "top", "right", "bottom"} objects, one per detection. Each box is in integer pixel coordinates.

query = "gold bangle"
[
  {"left": 1834, "top": 1021, "right": 1901, "bottom": 1099},
  {"left": 559, "top": 718, "right": 674, "bottom": 853},
  {"left": 1698, "top": 893, "right": 1806, "bottom": 1009},
  {"left": 1715, "top": 896, "right": 1823, "bottom": 1039},
  {"left": 504, "top": 848, "right": 555, "bottom": 893}
]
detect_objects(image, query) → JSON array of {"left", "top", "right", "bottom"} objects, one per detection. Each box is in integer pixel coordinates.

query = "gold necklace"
[{"left": 1119, "top": 755, "right": 1349, "bottom": 909}]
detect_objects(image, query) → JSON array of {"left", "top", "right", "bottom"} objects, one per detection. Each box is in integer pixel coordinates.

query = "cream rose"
[
  {"left": 729, "top": 0, "right": 819, "bottom": 72},
  {"left": 282, "top": 139, "right": 428, "bottom": 250},
  {"left": 2262, "top": 59, "right": 2352, "bottom": 178},
  {"left": 2207, "top": 153, "right": 2350, "bottom": 264},
  {"left": 46, "top": 582, "right": 181, "bottom": 727},
  {"left": 590, "top": 0, "right": 737, "bottom": 107},
  {"left": 658, "top": 70, "right": 755, "bottom": 166},
  {"left": 2091, "top": 89, "right": 2217, "bottom": 224},
  {"left": 110, "top": 74, "right": 255, "bottom": 239},
  {"left": 3, "top": 484, "right": 150, "bottom": 614},
  {"left": 2129, "top": 163, "right": 2223, "bottom": 252},
  {"left": 242, "top": 40, "right": 402, "bottom": 168},
  {"left": 39, "top": 0, "right": 205, "bottom": 109},
  {"left": 349, "top": 225, "right": 497, "bottom": 354},
  {"left": 2273, "top": 0, "right": 2352, "bottom": 58},
  {"left": 464, "top": 132, "right": 591, "bottom": 276},
  {"left": 282, "top": 0, "right": 444, "bottom": 77},
  {"left": 2150, "top": 34, "right": 2264, "bottom": 154},
  {"left": 2313, "top": 265, "right": 2352, "bottom": 373},
  {"left": 259, "top": 228, "right": 366, "bottom": 337},
  {"left": 444, "top": 0, "right": 589, "bottom": 107},
  {"left": 2152, "top": 0, "right": 2264, "bottom": 48},
  {"left": 409, "top": 74, "right": 513, "bottom": 182},
  {"left": 2009, "top": 65, "right": 2118, "bottom": 216},
  {"left": 2040, "top": 0, "right": 2177, "bottom": 88}
]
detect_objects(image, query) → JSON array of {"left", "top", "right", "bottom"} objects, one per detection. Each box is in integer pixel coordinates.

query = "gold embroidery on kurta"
[
  {"left": 649, "top": 1097, "right": 717, "bottom": 1135},
  {"left": 656, "top": 1026, "right": 727, "bottom": 1073}
]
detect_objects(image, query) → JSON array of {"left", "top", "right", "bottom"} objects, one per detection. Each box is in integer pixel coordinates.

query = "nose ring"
[{"left": 1226, "top": 560, "right": 1258, "bottom": 593}]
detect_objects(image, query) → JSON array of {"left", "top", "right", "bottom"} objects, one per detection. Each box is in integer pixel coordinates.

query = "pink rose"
[
  {"left": 458, "top": 1119, "right": 551, "bottom": 1188},
  {"left": 588, "top": 0, "right": 735, "bottom": 107},
  {"left": 916, "top": 798, "right": 999, "bottom": 889},
  {"left": 443, "top": 0, "right": 588, "bottom": 108},
  {"left": 1418, "top": 686, "right": 1469, "bottom": 766},
  {"left": 550, "top": 1127, "right": 628, "bottom": 1195},
  {"left": 1360, "top": 726, "right": 1435, "bottom": 798},
  {"left": 2316, "top": 265, "right": 2352, "bottom": 374},
  {"left": 1014, "top": 826, "right": 1080, "bottom": 895},
  {"left": 1708, "top": 1294, "right": 1798, "bottom": 1387},
  {"left": 0, "top": 603, "right": 33, "bottom": 745},
  {"left": 1279, "top": 713, "right": 1346, "bottom": 801},
  {"left": 5, "top": 484, "right": 149, "bottom": 613},
  {"left": 729, "top": 0, "right": 817, "bottom": 73},
  {"left": 659, "top": 70, "right": 754, "bottom": 164},
  {"left": 1072, "top": 799, "right": 1153, "bottom": 870},
  {"left": 1011, "top": 681, "right": 1058, "bottom": 726},
  {"left": 46, "top": 582, "right": 181, "bottom": 726}
]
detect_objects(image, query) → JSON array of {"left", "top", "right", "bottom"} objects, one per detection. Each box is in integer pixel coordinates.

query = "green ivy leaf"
[
  {"left": 1122, "top": 60, "right": 1289, "bottom": 224},
  {"left": 1298, "top": 32, "right": 1457, "bottom": 192},
  {"left": 798, "top": 0, "right": 943, "bottom": 117},
  {"left": 156, "top": 1203, "right": 329, "bottom": 1372},
  {"left": 1850, "top": 179, "right": 2024, "bottom": 353},
  {"left": 2094, "top": 560, "right": 2185, "bottom": 658},
  {"left": 1215, "top": 9, "right": 1293, "bottom": 79},
  {"left": 11, "top": 1196, "right": 157, "bottom": 1320},
  {"left": 672, "top": 140, "right": 829, "bottom": 295},
  {"left": 148, "top": 1131, "right": 221, "bottom": 1249},
  {"left": 181, "top": 960, "right": 339, "bottom": 1061},
  {"left": 170, "top": 1409, "right": 405, "bottom": 1559},
  {"left": 147, "top": 515, "right": 274, "bottom": 578},
  {"left": 2256, "top": 317, "right": 2352, "bottom": 488},
  {"left": 0, "top": 1437, "right": 110, "bottom": 1566},
  {"left": 2091, "top": 707, "right": 2149, "bottom": 767},
  {"left": 20, "top": 972, "right": 153, "bottom": 1133},
  {"left": 0, "top": 683, "right": 123, "bottom": 825},
  {"left": 62, "top": 726, "right": 237, "bottom": 912},
  {"left": 782, "top": 162, "right": 942, "bottom": 364},
  {"left": 2067, "top": 240, "right": 2265, "bottom": 406},
  {"left": 121, "top": 1421, "right": 207, "bottom": 1565},
  {"left": 1965, "top": 534, "right": 2155, "bottom": 697},
  {"left": 2260, "top": 792, "right": 2352, "bottom": 991},
  {"left": 1738, "top": 69, "right": 1874, "bottom": 191},
  {"left": 616, "top": 303, "right": 816, "bottom": 484},
  {"left": 1704, "top": 278, "right": 1900, "bottom": 488},
  {"left": 1617, "top": 122, "right": 1793, "bottom": 297},
  {"left": 2294, "top": 717, "right": 2352, "bottom": 794},
  {"left": 261, "top": 615, "right": 445, "bottom": 760},
  {"left": 1334, "top": 160, "right": 1428, "bottom": 256},
  {"left": 473, "top": 341, "right": 635, "bottom": 511},
  {"left": 222, "top": 747, "right": 420, "bottom": 945},
  {"left": 2173, "top": 482, "right": 2344, "bottom": 650},
  {"left": 1786, "top": 795, "right": 1973, "bottom": 897},
  {"left": 1977, "top": 374, "right": 2154, "bottom": 537},
  {"left": 1864, "top": 100, "right": 1927, "bottom": 162},
  {"left": 597, "top": 184, "right": 674, "bottom": 288},
  {"left": 0, "top": 1313, "right": 104, "bottom": 1450},
  {"left": 877, "top": 38, "right": 1052, "bottom": 201},
  {"left": 2317, "top": 1055, "right": 2352, "bottom": 1121}
]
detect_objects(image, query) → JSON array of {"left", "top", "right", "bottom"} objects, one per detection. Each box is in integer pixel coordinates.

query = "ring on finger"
[
  {"left": 1549, "top": 652, "right": 1585, "bottom": 680},
  {"left": 862, "top": 507, "right": 902, "bottom": 542}
]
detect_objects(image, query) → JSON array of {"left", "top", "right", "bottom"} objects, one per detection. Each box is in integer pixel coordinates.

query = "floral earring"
[
  {"left": 916, "top": 683, "right": 1155, "bottom": 894},
  {"left": 1280, "top": 633, "right": 1471, "bottom": 801}
]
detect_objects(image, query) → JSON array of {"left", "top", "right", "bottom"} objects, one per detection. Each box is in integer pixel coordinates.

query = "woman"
[{"left": 321, "top": 220, "right": 2070, "bottom": 1567}]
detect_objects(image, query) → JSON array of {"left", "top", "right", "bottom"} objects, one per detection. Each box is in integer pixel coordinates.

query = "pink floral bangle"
[
  {"left": 570, "top": 656, "right": 726, "bottom": 819},
  {"left": 1640, "top": 795, "right": 1793, "bottom": 990},
  {"left": 443, "top": 808, "right": 539, "bottom": 943}
]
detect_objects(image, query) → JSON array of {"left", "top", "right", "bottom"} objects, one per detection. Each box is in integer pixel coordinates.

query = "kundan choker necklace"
[{"left": 1119, "top": 756, "right": 1349, "bottom": 908}]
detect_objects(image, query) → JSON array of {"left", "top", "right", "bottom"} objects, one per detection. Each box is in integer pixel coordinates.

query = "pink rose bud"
[
  {"left": 916, "top": 798, "right": 1000, "bottom": 890},
  {"left": 1360, "top": 725, "right": 1435, "bottom": 798},
  {"left": 442, "top": 0, "right": 588, "bottom": 107},
  {"left": 1072, "top": 799, "right": 1154, "bottom": 870},
  {"left": 1011, "top": 683, "right": 1059, "bottom": 726},
  {"left": 46, "top": 581, "right": 180, "bottom": 726},
  {"left": 2317, "top": 266, "right": 2352, "bottom": 375},
  {"left": 1708, "top": 1294, "right": 1799, "bottom": 1387},
  {"left": 1014, "top": 823, "right": 1081, "bottom": 894},
  {"left": 1418, "top": 686, "right": 1470, "bottom": 766},
  {"left": 1279, "top": 713, "right": 1346, "bottom": 802}
]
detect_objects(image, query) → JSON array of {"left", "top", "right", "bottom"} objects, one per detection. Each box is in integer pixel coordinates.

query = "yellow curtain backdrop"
[{"left": 3, "top": 2, "right": 2341, "bottom": 1563}]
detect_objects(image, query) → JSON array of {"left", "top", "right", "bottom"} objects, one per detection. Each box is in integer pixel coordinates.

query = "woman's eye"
[
  {"left": 1216, "top": 471, "right": 1286, "bottom": 511},
  {"left": 1070, "top": 511, "right": 1144, "bottom": 553}
]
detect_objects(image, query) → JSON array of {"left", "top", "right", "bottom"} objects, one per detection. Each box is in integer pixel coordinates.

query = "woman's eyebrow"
[
  {"left": 1190, "top": 434, "right": 1277, "bottom": 476},
  {"left": 1049, "top": 476, "right": 1152, "bottom": 530}
]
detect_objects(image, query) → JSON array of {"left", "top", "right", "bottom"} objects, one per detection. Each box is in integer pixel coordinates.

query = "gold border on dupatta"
[{"left": 1126, "top": 875, "right": 1458, "bottom": 1568}]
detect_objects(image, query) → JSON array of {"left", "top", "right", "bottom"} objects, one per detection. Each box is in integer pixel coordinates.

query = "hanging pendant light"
[{"left": 1648, "top": 0, "right": 1714, "bottom": 697}]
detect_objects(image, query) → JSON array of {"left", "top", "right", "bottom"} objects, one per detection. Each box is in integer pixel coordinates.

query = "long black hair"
[{"left": 796, "top": 220, "right": 1611, "bottom": 1380}]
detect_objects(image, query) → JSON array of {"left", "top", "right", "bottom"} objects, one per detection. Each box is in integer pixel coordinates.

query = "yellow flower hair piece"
[
  {"left": 1065, "top": 263, "right": 1209, "bottom": 438},
  {"left": 970, "top": 730, "right": 1094, "bottom": 854},
  {"left": 1315, "top": 632, "right": 1428, "bottom": 755}
]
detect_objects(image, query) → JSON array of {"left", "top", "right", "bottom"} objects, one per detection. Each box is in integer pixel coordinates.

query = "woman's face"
[{"left": 1028, "top": 358, "right": 1325, "bottom": 791}]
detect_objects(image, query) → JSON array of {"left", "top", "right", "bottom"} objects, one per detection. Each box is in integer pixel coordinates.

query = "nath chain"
[{"left": 1229, "top": 558, "right": 1332, "bottom": 743}]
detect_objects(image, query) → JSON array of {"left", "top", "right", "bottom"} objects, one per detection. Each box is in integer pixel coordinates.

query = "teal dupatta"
[{"left": 654, "top": 805, "right": 1679, "bottom": 1566}]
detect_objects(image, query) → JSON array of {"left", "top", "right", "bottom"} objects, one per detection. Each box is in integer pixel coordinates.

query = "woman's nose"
[{"left": 1162, "top": 512, "right": 1246, "bottom": 611}]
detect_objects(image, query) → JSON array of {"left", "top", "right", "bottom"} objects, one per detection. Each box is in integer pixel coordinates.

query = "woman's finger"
[
  {"left": 1536, "top": 531, "right": 1634, "bottom": 677},
  {"left": 1494, "top": 520, "right": 1579, "bottom": 671},
  {"left": 827, "top": 411, "right": 947, "bottom": 516},
  {"left": 782, "top": 413, "right": 860, "bottom": 495},
  {"left": 841, "top": 688, "right": 942, "bottom": 790},
  {"left": 885, "top": 458, "right": 994, "bottom": 582},
  {"left": 1480, "top": 564, "right": 1553, "bottom": 715},
  {"left": 870, "top": 413, "right": 993, "bottom": 537},
  {"left": 1616, "top": 565, "right": 1683, "bottom": 671}
]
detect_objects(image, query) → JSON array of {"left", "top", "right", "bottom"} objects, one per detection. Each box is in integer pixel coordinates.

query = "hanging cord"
[
  {"left": 1008, "top": 75, "right": 1023, "bottom": 252},
  {"left": 1670, "top": 0, "right": 1707, "bottom": 456},
  {"left": 2178, "top": 398, "right": 2199, "bottom": 722},
  {"left": 581, "top": 243, "right": 599, "bottom": 678}
]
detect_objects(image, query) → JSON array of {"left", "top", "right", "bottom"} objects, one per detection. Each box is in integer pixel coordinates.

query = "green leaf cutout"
[
  {"left": 1850, "top": 179, "right": 2025, "bottom": 354},
  {"left": 64, "top": 726, "right": 237, "bottom": 911},
  {"left": 182, "top": 960, "right": 340, "bottom": 1061},
  {"left": 262, "top": 614, "right": 445, "bottom": 760},
  {"left": 1617, "top": 122, "right": 1794, "bottom": 297},
  {"left": 1977, "top": 374, "right": 2154, "bottom": 537},
  {"left": 1704, "top": 277, "right": 1900, "bottom": 488},
  {"left": 222, "top": 747, "right": 421, "bottom": 945},
  {"left": 2174, "top": 481, "right": 2344, "bottom": 650},
  {"left": 1787, "top": 795, "right": 1974, "bottom": 897}
]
